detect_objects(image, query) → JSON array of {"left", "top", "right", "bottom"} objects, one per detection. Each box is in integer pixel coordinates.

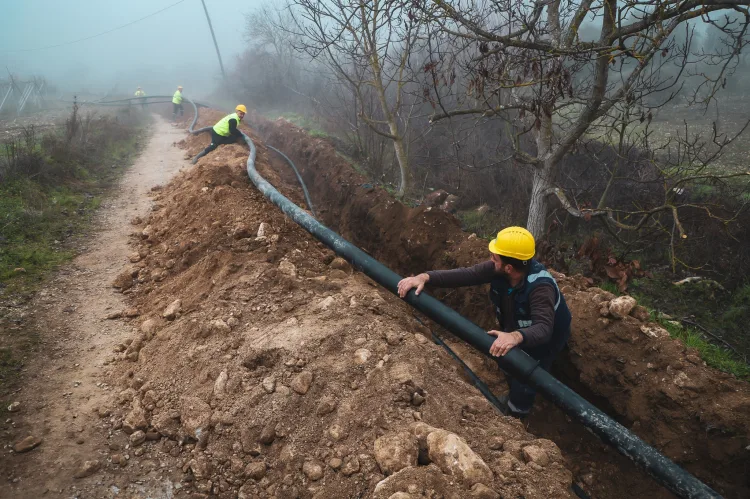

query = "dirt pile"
[
  {"left": 244, "top": 113, "right": 750, "bottom": 498},
  {"left": 103, "top": 138, "right": 575, "bottom": 498}
]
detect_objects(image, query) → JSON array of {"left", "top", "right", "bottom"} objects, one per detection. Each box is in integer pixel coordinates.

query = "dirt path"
[{"left": 2, "top": 116, "right": 187, "bottom": 498}]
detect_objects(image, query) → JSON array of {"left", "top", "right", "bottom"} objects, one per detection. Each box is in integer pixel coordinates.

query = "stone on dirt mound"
[
  {"left": 73, "top": 460, "right": 101, "bottom": 479},
  {"left": 163, "top": 299, "right": 182, "bottom": 320},
  {"left": 278, "top": 259, "right": 297, "bottom": 277},
  {"left": 426, "top": 429, "right": 493, "bottom": 487},
  {"left": 291, "top": 370, "right": 314, "bottom": 394},
  {"left": 179, "top": 396, "right": 211, "bottom": 438},
  {"left": 112, "top": 270, "right": 134, "bottom": 291},
  {"left": 608, "top": 295, "right": 637, "bottom": 319},
  {"left": 374, "top": 431, "right": 419, "bottom": 475},
  {"left": 302, "top": 459, "right": 325, "bottom": 481},
  {"left": 329, "top": 256, "right": 352, "bottom": 273},
  {"left": 13, "top": 435, "right": 42, "bottom": 453}
]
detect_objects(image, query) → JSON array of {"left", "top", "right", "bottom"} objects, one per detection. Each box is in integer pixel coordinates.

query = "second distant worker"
[
  {"left": 191, "top": 105, "right": 247, "bottom": 164},
  {"left": 172, "top": 86, "right": 184, "bottom": 120},
  {"left": 134, "top": 86, "right": 146, "bottom": 110}
]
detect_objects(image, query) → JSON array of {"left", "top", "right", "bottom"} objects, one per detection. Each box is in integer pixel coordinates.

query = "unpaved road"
[{"left": 1, "top": 117, "right": 187, "bottom": 498}]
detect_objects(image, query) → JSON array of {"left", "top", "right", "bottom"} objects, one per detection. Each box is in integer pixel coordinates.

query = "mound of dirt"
[
  {"left": 244, "top": 113, "right": 750, "bottom": 498},
  {"left": 103, "top": 140, "right": 576, "bottom": 498}
]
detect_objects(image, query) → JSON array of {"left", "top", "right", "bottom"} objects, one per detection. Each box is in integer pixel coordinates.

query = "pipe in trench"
[
  {"left": 70, "top": 96, "right": 721, "bottom": 498},
  {"left": 228, "top": 114, "right": 721, "bottom": 499}
]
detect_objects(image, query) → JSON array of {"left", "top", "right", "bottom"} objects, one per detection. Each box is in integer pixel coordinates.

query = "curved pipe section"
[
  {"left": 83, "top": 97, "right": 715, "bottom": 498},
  {"left": 266, "top": 145, "right": 316, "bottom": 218},
  {"left": 234, "top": 126, "right": 721, "bottom": 499}
]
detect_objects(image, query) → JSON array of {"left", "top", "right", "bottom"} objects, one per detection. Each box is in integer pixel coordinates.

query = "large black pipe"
[{"left": 234, "top": 131, "right": 721, "bottom": 499}]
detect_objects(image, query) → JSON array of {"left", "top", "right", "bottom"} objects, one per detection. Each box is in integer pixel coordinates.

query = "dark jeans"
[
  {"left": 502, "top": 343, "right": 563, "bottom": 414},
  {"left": 172, "top": 102, "right": 184, "bottom": 117},
  {"left": 201, "top": 130, "right": 240, "bottom": 155}
]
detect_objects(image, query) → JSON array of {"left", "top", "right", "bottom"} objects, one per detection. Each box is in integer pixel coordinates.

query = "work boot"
[
  {"left": 191, "top": 150, "right": 208, "bottom": 165},
  {"left": 498, "top": 394, "right": 529, "bottom": 419}
]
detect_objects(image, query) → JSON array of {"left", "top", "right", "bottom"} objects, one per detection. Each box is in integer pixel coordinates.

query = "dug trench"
[
  {"left": 6, "top": 107, "right": 744, "bottom": 498},
  {"left": 239, "top": 110, "right": 750, "bottom": 499}
]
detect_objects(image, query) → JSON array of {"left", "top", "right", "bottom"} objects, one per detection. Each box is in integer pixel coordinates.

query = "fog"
[{"left": 0, "top": 0, "right": 261, "bottom": 98}]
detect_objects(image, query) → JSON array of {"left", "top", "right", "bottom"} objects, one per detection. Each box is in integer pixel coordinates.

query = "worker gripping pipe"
[
  {"left": 89, "top": 96, "right": 721, "bottom": 498},
  {"left": 226, "top": 111, "right": 722, "bottom": 499}
]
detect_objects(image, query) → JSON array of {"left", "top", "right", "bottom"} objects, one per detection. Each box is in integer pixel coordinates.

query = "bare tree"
[
  {"left": 422, "top": 0, "right": 750, "bottom": 237},
  {"left": 284, "top": 0, "right": 424, "bottom": 197}
]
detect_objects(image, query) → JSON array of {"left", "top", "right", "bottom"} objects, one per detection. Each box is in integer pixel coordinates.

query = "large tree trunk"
[
  {"left": 527, "top": 161, "right": 554, "bottom": 238},
  {"left": 526, "top": 115, "right": 554, "bottom": 239},
  {"left": 389, "top": 126, "right": 409, "bottom": 198}
]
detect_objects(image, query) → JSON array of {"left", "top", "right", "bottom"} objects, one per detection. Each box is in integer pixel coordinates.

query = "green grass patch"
[
  {"left": 651, "top": 312, "right": 750, "bottom": 380},
  {"left": 457, "top": 209, "right": 510, "bottom": 240},
  {"left": 262, "top": 111, "right": 329, "bottom": 138}
]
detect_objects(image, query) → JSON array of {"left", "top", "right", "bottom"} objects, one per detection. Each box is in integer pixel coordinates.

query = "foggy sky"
[{"left": 0, "top": 0, "right": 261, "bottom": 98}]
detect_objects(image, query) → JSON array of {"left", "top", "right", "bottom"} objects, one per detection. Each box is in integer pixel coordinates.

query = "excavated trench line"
[{"left": 96, "top": 96, "right": 721, "bottom": 499}]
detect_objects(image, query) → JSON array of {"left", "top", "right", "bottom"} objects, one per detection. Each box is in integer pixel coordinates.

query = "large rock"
[
  {"left": 122, "top": 398, "right": 148, "bottom": 434},
  {"left": 151, "top": 411, "right": 180, "bottom": 439},
  {"left": 163, "top": 299, "right": 182, "bottom": 320},
  {"left": 179, "top": 396, "right": 211, "bottom": 439},
  {"left": 278, "top": 260, "right": 297, "bottom": 277},
  {"left": 374, "top": 431, "right": 418, "bottom": 475},
  {"left": 291, "top": 371, "right": 313, "bottom": 395},
  {"left": 213, "top": 370, "right": 228, "bottom": 398},
  {"left": 13, "top": 435, "right": 42, "bottom": 453},
  {"left": 74, "top": 460, "right": 101, "bottom": 479},
  {"left": 608, "top": 296, "right": 637, "bottom": 319},
  {"left": 302, "top": 460, "right": 325, "bottom": 481},
  {"left": 426, "top": 429, "right": 493, "bottom": 487}
]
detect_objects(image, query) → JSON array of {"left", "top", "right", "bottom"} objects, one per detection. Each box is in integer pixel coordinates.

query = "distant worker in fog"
[
  {"left": 191, "top": 105, "right": 247, "bottom": 164},
  {"left": 134, "top": 87, "right": 146, "bottom": 110},
  {"left": 172, "top": 86, "right": 184, "bottom": 120},
  {"left": 397, "top": 226, "right": 571, "bottom": 418}
]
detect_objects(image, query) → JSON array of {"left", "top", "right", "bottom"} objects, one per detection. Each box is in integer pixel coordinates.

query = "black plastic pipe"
[
  {"left": 168, "top": 98, "right": 720, "bottom": 498},
  {"left": 266, "top": 145, "right": 316, "bottom": 218},
  {"left": 235, "top": 131, "right": 721, "bottom": 499}
]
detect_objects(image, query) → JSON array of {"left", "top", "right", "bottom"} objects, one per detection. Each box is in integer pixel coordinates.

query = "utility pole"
[{"left": 200, "top": 0, "right": 227, "bottom": 80}]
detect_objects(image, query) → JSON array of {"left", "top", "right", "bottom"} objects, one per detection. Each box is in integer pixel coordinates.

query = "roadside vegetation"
[{"left": 0, "top": 104, "right": 148, "bottom": 392}]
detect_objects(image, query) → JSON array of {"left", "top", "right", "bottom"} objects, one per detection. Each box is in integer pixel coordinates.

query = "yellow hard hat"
[
  {"left": 177, "top": 85, "right": 183, "bottom": 90},
  {"left": 488, "top": 226, "right": 535, "bottom": 261},
  {"left": 236, "top": 104, "right": 247, "bottom": 113}
]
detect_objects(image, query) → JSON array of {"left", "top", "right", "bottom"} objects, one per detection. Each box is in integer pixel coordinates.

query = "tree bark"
[
  {"left": 526, "top": 115, "right": 554, "bottom": 238},
  {"left": 527, "top": 161, "right": 553, "bottom": 238},
  {"left": 390, "top": 131, "right": 409, "bottom": 197}
]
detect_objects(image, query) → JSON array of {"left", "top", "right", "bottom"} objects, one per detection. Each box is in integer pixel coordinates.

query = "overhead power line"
[{"left": 2, "top": 0, "right": 187, "bottom": 53}]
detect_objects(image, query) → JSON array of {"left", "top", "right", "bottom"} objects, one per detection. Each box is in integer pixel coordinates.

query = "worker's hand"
[
  {"left": 487, "top": 330, "right": 523, "bottom": 357},
  {"left": 397, "top": 273, "right": 430, "bottom": 298}
]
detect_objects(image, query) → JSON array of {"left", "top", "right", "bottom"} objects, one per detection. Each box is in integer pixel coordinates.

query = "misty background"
[{"left": 0, "top": 0, "right": 256, "bottom": 96}]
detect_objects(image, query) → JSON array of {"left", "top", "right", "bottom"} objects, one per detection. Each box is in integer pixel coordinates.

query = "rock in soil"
[
  {"left": 73, "top": 460, "right": 101, "bottom": 479},
  {"left": 13, "top": 436, "right": 42, "bottom": 453}
]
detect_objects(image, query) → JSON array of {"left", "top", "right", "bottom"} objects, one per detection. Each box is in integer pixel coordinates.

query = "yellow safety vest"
[
  {"left": 135, "top": 90, "right": 145, "bottom": 97},
  {"left": 172, "top": 90, "right": 183, "bottom": 104},
  {"left": 213, "top": 112, "right": 242, "bottom": 137}
]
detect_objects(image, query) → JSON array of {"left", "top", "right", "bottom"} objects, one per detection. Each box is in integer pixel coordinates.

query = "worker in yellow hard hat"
[
  {"left": 134, "top": 87, "right": 146, "bottom": 110},
  {"left": 397, "top": 226, "right": 571, "bottom": 418},
  {"left": 172, "top": 86, "right": 184, "bottom": 121},
  {"left": 191, "top": 105, "right": 247, "bottom": 164}
]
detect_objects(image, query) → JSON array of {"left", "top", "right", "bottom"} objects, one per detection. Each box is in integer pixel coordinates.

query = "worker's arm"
[
  {"left": 228, "top": 118, "right": 241, "bottom": 137},
  {"left": 397, "top": 261, "right": 495, "bottom": 298},
  {"left": 426, "top": 260, "right": 496, "bottom": 287},
  {"left": 517, "top": 285, "right": 556, "bottom": 347}
]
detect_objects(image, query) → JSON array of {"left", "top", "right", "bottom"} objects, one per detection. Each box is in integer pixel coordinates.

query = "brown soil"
[
  {"left": 3, "top": 105, "right": 748, "bottom": 499},
  {"left": 245, "top": 112, "right": 750, "bottom": 499},
  {"left": 1, "top": 113, "right": 574, "bottom": 498}
]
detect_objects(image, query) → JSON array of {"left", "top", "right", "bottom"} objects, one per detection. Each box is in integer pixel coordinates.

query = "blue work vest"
[{"left": 489, "top": 259, "right": 571, "bottom": 355}]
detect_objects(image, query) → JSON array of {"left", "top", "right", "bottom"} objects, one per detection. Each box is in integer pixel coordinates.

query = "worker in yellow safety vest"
[
  {"left": 134, "top": 87, "right": 146, "bottom": 109},
  {"left": 172, "top": 86, "right": 184, "bottom": 120},
  {"left": 191, "top": 105, "right": 247, "bottom": 164}
]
